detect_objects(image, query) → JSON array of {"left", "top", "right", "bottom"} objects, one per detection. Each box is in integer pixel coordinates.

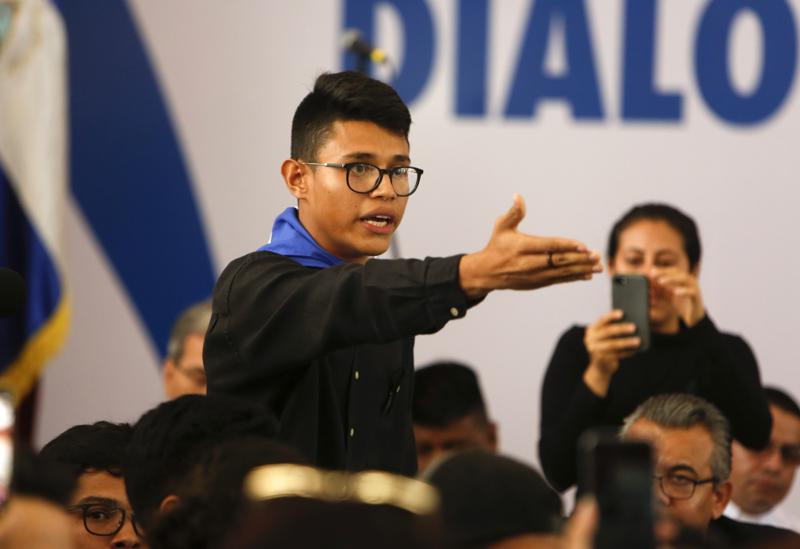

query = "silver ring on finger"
[{"left": 547, "top": 251, "right": 556, "bottom": 268}]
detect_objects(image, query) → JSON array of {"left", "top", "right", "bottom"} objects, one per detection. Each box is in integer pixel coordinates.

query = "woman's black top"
[{"left": 539, "top": 315, "right": 772, "bottom": 492}]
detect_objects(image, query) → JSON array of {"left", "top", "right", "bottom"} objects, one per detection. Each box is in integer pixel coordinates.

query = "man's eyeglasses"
[
  {"left": 653, "top": 472, "right": 717, "bottom": 500},
  {"left": 300, "top": 161, "right": 423, "bottom": 197},
  {"left": 69, "top": 503, "right": 143, "bottom": 537}
]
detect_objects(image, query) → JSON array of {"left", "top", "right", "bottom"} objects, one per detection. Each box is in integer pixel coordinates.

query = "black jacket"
[
  {"left": 708, "top": 515, "right": 800, "bottom": 548},
  {"left": 204, "top": 251, "right": 473, "bottom": 475}
]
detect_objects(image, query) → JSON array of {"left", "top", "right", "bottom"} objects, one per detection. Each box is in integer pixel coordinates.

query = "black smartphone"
[
  {"left": 578, "top": 429, "right": 655, "bottom": 549},
  {"left": 611, "top": 274, "right": 650, "bottom": 352}
]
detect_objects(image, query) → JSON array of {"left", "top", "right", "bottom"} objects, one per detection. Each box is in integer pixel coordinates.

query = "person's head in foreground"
[
  {"left": 162, "top": 300, "right": 212, "bottom": 399},
  {"left": 223, "top": 464, "right": 443, "bottom": 549},
  {"left": 607, "top": 203, "right": 702, "bottom": 334},
  {"left": 425, "top": 450, "right": 563, "bottom": 548},
  {"left": 729, "top": 386, "right": 800, "bottom": 517},
  {"left": 145, "top": 437, "right": 307, "bottom": 549},
  {"left": 413, "top": 361, "right": 498, "bottom": 474},
  {"left": 39, "top": 421, "right": 145, "bottom": 549},
  {"left": 1, "top": 445, "right": 76, "bottom": 549},
  {"left": 124, "top": 394, "right": 278, "bottom": 534},
  {"left": 621, "top": 393, "right": 731, "bottom": 534},
  {"left": 282, "top": 70, "right": 419, "bottom": 264}
]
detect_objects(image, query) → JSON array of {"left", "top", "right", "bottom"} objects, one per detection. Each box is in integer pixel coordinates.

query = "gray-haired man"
[
  {"left": 162, "top": 301, "right": 211, "bottom": 400},
  {"left": 621, "top": 393, "right": 799, "bottom": 547}
]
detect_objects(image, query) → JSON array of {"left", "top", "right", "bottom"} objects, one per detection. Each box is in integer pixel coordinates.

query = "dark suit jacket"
[{"left": 708, "top": 515, "right": 800, "bottom": 548}]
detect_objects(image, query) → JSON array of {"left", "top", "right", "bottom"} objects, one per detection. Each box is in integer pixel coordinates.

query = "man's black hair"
[
  {"left": 223, "top": 499, "right": 443, "bottom": 549},
  {"left": 290, "top": 71, "right": 412, "bottom": 161},
  {"left": 147, "top": 436, "right": 307, "bottom": 549},
  {"left": 425, "top": 450, "right": 563, "bottom": 548},
  {"left": 39, "top": 421, "right": 133, "bottom": 480},
  {"left": 12, "top": 445, "right": 75, "bottom": 506},
  {"left": 765, "top": 386, "right": 800, "bottom": 419},
  {"left": 607, "top": 203, "right": 702, "bottom": 270},
  {"left": 413, "top": 362, "right": 488, "bottom": 428},
  {"left": 124, "top": 394, "right": 279, "bottom": 531}
]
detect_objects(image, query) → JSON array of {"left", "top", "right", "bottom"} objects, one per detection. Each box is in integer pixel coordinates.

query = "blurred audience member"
[
  {"left": 12, "top": 444, "right": 74, "bottom": 506},
  {"left": 0, "top": 445, "right": 75, "bottom": 548},
  {"left": 224, "top": 464, "right": 442, "bottom": 549},
  {"left": 621, "top": 394, "right": 798, "bottom": 547},
  {"left": 163, "top": 300, "right": 211, "bottom": 399},
  {"left": 541, "top": 203, "right": 771, "bottom": 491},
  {"left": 425, "top": 450, "right": 562, "bottom": 548},
  {"left": 124, "top": 394, "right": 278, "bottom": 533},
  {"left": 40, "top": 421, "right": 145, "bottom": 549},
  {"left": 0, "top": 495, "right": 74, "bottom": 548},
  {"left": 413, "top": 361, "right": 497, "bottom": 474},
  {"left": 727, "top": 386, "right": 800, "bottom": 531},
  {"left": 146, "top": 436, "right": 306, "bottom": 549}
]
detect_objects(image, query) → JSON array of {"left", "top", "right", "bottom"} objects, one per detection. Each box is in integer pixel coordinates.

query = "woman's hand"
[
  {"left": 560, "top": 498, "right": 598, "bottom": 549},
  {"left": 582, "top": 310, "right": 640, "bottom": 397},
  {"left": 652, "top": 267, "right": 705, "bottom": 327}
]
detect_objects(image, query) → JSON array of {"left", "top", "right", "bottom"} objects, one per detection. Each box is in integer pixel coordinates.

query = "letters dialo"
[{"left": 343, "top": 0, "right": 798, "bottom": 125}]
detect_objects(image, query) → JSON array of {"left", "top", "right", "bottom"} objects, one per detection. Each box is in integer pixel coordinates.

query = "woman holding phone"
[{"left": 539, "top": 203, "right": 771, "bottom": 491}]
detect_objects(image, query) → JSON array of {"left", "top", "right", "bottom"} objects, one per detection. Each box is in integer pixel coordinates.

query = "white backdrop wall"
[{"left": 37, "top": 0, "right": 800, "bottom": 513}]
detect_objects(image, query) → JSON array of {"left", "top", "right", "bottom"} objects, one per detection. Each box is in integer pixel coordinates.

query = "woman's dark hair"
[
  {"left": 290, "top": 71, "right": 412, "bottom": 161},
  {"left": 607, "top": 203, "right": 702, "bottom": 270}
]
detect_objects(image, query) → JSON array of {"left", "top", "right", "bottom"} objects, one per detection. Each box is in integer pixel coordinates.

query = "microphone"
[
  {"left": 341, "top": 29, "right": 388, "bottom": 65},
  {"left": 0, "top": 268, "right": 26, "bottom": 318}
]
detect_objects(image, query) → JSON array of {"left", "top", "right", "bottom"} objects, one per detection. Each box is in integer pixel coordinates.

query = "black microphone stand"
[{"left": 354, "top": 52, "right": 370, "bottom": 74}]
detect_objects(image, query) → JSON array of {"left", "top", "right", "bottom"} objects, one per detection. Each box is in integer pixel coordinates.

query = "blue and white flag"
[{"left": 0, "top": 0, "right": 69, "bottom": 403}]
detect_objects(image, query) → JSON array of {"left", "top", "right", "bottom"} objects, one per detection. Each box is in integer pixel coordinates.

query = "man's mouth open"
[{"left": 361, "top": 215, "right": 395, "bottom": 234}]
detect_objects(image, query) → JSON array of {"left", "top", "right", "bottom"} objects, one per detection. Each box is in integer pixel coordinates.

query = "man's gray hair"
[
  {"left": 166, "top": 300, "right": 212, "bottom": 362},
  {"left": 621, "top": 393, "right": 732, "bottom": 482}
]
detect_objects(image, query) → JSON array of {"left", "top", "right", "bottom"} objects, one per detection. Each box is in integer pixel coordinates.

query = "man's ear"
[
  {"left": 691, "top": 261, "right": 701, "bottom": 278},
  {"left": 159, "top": 494, "right": 181, "bottom": 515},
  {"left": 711, "top": 480, "right": 732, "bottom": 519},
  {"left": 162, "top": 359, "right": 175, "bottom": 398},
  {"left": 282, "top": 159, "right": 308, "bottom": 200},
  {"left": 487, "top": 421, "right": 499, "bottom": 452}
]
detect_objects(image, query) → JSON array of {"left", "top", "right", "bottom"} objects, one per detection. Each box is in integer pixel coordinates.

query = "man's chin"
[
  {"left": 362, "top": 238, "right": 393, "bottom": 258},
  {"left": 748, "top": 490, "right": 787, "bottom": 512}
]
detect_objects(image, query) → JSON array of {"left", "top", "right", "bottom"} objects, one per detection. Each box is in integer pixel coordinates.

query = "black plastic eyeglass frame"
[
  {"left": 69, "top": 503, "right": 143, "bottom": 537},
  {"left": 653, "top": 474, "right": 717, "bottom": 500},
  {"left": 300, "top": 161, "right": 423, "bottom": 197}
]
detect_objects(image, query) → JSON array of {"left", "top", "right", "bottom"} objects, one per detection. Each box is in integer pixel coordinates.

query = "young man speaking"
[{"left": 204, "top": 71, "right": 601, "bottom": 475}]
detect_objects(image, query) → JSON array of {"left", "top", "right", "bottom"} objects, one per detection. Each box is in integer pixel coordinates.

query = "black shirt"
[
  {"left": 539, "top": 316, "right": 772, "bottom": 491},
  {"left": 204, "top": 251, "right": 473, "bottom": 475}
]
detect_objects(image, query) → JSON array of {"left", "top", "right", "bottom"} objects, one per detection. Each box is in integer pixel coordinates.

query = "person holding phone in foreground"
[
  {"left": 539, "top": 204, "right": 771, "bottom": 491},
  {"left": 204, "top": 71, "right": 602, "bottom": 475}
]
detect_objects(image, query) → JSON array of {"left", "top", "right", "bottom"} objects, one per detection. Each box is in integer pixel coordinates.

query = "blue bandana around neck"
[{"left": 258, "top": 207, "right": 344, "bottom": 269}]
